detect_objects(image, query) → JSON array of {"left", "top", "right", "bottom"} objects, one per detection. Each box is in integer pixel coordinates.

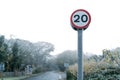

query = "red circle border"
[{"left": 70, "top": 9, "right": 91, "bottom": 30}]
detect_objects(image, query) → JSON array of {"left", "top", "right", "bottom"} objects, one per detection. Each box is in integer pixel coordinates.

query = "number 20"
[{"left": 74, "top": 14, "right": 88, "bottom": 23}]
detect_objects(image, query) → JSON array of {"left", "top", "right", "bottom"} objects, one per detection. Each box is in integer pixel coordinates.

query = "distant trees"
[
  {"left": 0, "top": 35, "right": 55, "bottom": 72},
  {"left": 56, "top": 50, "right": 77, "bottom": 71},
  {"left": 0, "top": 35, "right": 8, "bottom": 63},
  {"left": 11, "top": 42, "right": 20, "bottom": 72},
  {"left": 32, "top": 42, "right": 54, "bottom": 68}
]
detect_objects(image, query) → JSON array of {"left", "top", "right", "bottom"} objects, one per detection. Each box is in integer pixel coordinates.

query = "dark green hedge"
[{"left": 67, "top": 71, "right": 77, "bottom": 80}]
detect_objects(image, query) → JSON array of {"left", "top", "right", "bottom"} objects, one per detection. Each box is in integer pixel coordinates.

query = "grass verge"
[{"left": 0, "top": 76, "right": 27, "bottom": 80}]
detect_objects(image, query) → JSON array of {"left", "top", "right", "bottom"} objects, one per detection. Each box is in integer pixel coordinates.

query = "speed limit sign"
[
  {"left": 70, "top": 9, "right": 91, "bottom": 30},
  {"left": 70, "top": 9, "right": 91, "bottom": 80}
]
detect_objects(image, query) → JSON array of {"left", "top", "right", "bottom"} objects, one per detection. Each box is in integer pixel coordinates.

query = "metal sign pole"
[{"left": 78, "top": 29, "right": 83, "bottom": 80}]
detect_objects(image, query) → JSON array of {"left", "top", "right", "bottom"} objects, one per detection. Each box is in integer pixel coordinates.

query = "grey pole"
[{"left": 77, "top": 29, "right": 83, "bottom": 80}]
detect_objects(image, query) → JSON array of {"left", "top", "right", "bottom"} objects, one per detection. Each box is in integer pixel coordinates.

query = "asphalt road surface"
[{"left": 25, "top": 71, "right": 66, "bottom": 80}]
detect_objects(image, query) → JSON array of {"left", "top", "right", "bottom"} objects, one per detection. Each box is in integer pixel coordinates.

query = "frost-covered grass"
[
  {"left": 67, "top": 62, "right": 120, "bottom": 80},
  {"left": 67, "top": 48, "right": 120, "bottom": 79}
]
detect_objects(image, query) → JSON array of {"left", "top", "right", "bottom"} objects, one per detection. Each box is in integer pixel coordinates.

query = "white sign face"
[{"left": 70, "top": 9, "right": 91, "bottom": 30}]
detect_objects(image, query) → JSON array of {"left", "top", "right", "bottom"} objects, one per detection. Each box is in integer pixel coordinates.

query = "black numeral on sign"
[
  {"left": 74, "top": 15, "right": 80, "bottom": 22},
  {"left": 74, "top": 14, "right": 88, "bottom": 23},
  {"left": 81, "top": 15, "right": 88, "bottom": 22}
]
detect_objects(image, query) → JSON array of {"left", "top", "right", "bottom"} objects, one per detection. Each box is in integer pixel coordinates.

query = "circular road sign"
[{"left": 70, "top": 9, "right": 91, "bottom": 30}]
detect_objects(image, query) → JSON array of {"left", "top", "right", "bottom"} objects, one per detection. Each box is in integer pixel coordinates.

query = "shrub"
[
  {"left": 32, "top": 67, "right": 49, "bottom": 74},
  {"left": 67, "top": 70, "right": 77, "bottom": 80},
  {"left": 67, "top": 61, "right": 120, "bottom": 80}
]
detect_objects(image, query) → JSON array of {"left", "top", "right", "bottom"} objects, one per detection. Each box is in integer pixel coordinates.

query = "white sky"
[{"left": 0, "top": 0, "right": 120, "bottom": 55}]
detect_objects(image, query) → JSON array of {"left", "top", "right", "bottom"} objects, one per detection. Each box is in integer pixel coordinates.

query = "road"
[{"left": 25, "top": 71, "right": 66, "bottom": 80}]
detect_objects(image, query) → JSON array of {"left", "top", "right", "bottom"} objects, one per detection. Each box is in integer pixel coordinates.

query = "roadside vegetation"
[
  {"left": 0, "top": 35, "right": 56, "bottom": 77},
  {"left": 1, "top": 34, "right": 120, "bottom": 80},
  {"left": 67, "top": 48, "right": 120, "bottom": 80},
  {"left": 0, "top": 35, "right": 77, "bottom": 79},
  {"left": 3, "top": 76, "right": 27, "bottom": 80}
]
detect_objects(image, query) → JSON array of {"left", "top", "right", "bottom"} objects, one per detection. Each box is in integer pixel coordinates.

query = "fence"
[{"left": 1, "top": 72, "right": 26, "bottom": 77}]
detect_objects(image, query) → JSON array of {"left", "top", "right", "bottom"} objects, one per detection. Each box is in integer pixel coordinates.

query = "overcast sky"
[{"left": 0, "top": 0, "right": 120, "bottom": 55}]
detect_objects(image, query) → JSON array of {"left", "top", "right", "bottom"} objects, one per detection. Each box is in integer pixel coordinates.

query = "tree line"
[
  {"left": 0, "top": 35, "right": 54, "bottom": 72},
  {"left": 0, "top": 35, "right": 78, "bottom": 73}
]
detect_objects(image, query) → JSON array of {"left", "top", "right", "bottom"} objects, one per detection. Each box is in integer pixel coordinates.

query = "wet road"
[{"left": 25, "top": 71, "right": 66, "bottom": 80}]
